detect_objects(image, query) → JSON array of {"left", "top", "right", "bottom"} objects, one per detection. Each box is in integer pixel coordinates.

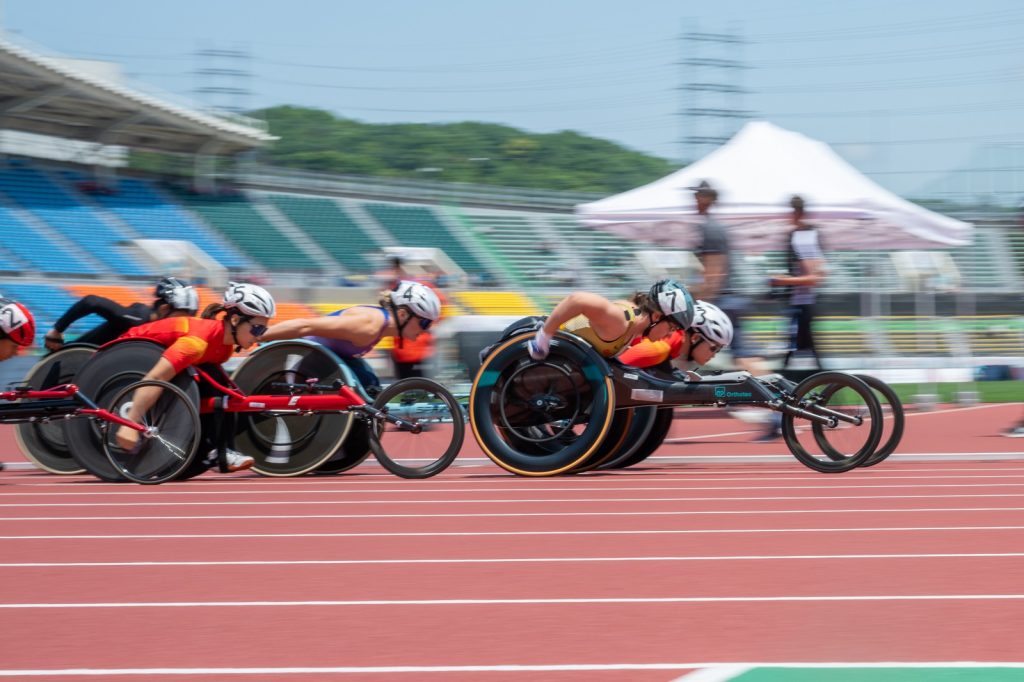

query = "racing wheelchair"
[
  {"left": 60, "top": 339, "right": 464, "bottom": 484},
  {"left": 470, "top": 322, "right": 899, "bottom": 476}
]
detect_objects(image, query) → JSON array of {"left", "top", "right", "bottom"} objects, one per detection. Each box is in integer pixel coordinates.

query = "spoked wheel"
[
  {"left": 65, "top": 341, "right": 200, "bottom": 482},
  {"left": 231, "top": 341, "right": 354, "bottom": 477},
  {"left": 101, "top": 380, "right": 201, "bottom": 484},
  {"left": 469, "top": 332, "right": 615, "bottom": 476},
  {"left": 854, "top": 374, "right": 904, "bottom": 468},
  {"left": 781, "top": 371, "right": 883, "bottom": 473},
  {"left": 600, "top": 406, "right": 660, "bottom": 469},
  {"left": 14, "top": 344, "right": 95, "bottom": 474},
  {"left": 368, "top": 378, "right": 465, "bottom": 479}
]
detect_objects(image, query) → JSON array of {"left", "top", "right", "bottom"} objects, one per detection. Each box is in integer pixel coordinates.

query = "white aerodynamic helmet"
[
  {"left": 691, "top": 300, "right": 733, "bottom": 348},
  {"left": 389, "top": 280, "right": 441, "bottom": 322},
  {"left": 222, "top": 282, "right": 276, "bottom": 319},
  {"left": 154, "top": 277, "right": 199, "bottom": 314}
]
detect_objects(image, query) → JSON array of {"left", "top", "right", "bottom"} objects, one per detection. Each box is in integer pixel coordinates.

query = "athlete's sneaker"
[
  {"left": 207, "top": 449, "right": 255, "bottom": 472},
  {"left": 1003, "top": 426, "right": 1024, "bottom": 438},
  {"left": 752, "top": 428, "right": 783, "bottom": 443}
]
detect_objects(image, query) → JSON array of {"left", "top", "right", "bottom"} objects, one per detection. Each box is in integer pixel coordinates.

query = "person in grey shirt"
[{"left": 689, "top": 180, "right": 755, "bottom": 370}]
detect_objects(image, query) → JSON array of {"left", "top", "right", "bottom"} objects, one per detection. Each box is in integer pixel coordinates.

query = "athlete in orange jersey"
[{"left": 113, "top": 283, "right": 276, "bottom": 473}]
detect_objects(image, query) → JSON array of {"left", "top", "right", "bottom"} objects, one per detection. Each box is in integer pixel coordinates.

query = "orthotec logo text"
[{"left": 714, "top": 386, "right": 753, "bottom": 398}]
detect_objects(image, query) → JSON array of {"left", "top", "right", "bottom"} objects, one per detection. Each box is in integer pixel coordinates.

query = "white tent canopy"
[{"left": 576, "top": 121, "right": 973, "bottom": 252}]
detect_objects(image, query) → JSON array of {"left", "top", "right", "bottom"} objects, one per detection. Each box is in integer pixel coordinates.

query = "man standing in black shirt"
[{"left": 43, "top": 277, "right": 199, "bottom": 351}]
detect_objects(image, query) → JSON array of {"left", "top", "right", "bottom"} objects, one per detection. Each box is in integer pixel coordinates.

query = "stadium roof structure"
[
  {"left": 0, "top": 34, "right": 275, "bottom": 155},
  {"left": 577, "top": 121, "right": 973, "bottom": 252}
]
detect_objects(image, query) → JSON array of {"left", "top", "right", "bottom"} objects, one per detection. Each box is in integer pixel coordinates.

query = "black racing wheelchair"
[{"left": 469, "top": 319, "right": 903, "bottom": 476}]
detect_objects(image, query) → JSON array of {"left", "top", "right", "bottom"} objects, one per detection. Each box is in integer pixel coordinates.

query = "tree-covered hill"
[{"left": 251, "top": 105, "right": 675, "bottom": 194}]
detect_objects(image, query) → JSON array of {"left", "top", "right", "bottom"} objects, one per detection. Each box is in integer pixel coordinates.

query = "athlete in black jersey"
[{"left": 43, "top": 277, "right": 200, "bottom": 351}]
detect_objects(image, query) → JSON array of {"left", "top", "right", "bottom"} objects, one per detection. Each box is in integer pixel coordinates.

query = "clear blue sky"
[{"left": 3, "top": 0, "right": 1022, "bottom": 199}]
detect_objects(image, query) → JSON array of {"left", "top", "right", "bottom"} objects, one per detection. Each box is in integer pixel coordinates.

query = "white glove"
[{"left": 528, "top": 329, "right": 551, "bottom": 360}]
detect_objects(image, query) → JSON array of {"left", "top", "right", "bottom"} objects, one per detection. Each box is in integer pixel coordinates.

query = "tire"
[
  {"left": 599, "top": 406, "right": 659, "bottom": 469},
  {"left": 611, "top": 407, "right": 674, "bottom": 469},
  {"left": 369, "top": 377, "right": 465, "bottom": 479},
  {"left": 64, "top": 341, "right": 200, "bottom": 482},
  {"left": 14, "top": 344, "right": 95, "bottom": 474},
  {"left": 312, "top": 420, "right": 375, "bottom": 475},
  {"left": 469, "top": 332, "right": 615, "bottom": 476},
  {"left": 571, "top": 408, "right": 636, "bottom": 473},
  {"left": 231, "top": 341, "right": 354, "bottom": 477},
  {"left": 854, "top": 374, "right": 904, "bottom": 468},
  {"left": 782, "top": 371, "right": 883, "bottom": 473},
  {"left": 102, "top": 380, "right": 201, "bottom": 484}
]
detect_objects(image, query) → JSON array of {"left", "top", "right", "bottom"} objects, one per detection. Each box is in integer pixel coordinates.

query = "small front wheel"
[
  {"left": 782, "top": 372, "right": 883, "bottom": 473},
  {"left": 368, "top": 378, "right": 465, "bottom": 479},
  {"left": 102, "top": 380, "right": 201, "bottom": 484}
]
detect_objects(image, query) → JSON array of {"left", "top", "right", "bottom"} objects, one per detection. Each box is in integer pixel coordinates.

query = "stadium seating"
[
  {"left": 363, "top": 202, "right": 486, "bottom": 273},
  {"left": 0, "top": 204, "right": 96, "bottom": 275},
  {"left": 0, "top": 282, "right": 86, "bottom": 336},
  {"left": 0, "top": 167, "right": 149, "bottom": 276},
  {"left": 452, "top": 291, "right": 540, "bottom": 316},
  {"left": 267, "top": 194, "right": 376, "bottom": 272},
  {"left": 68, "top": 175, "right": 252, "bottom": 270},
  {"left": 458, "top": 211, "right": 572, "bottom": 288},
  {"left": 181, "top": 195, "right": 314, "bottom": 271}
]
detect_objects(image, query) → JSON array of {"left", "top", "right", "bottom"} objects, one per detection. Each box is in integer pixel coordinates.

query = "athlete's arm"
[
  {"left": 540, "top": 292, "right": 627, "bottom": 339},
  {"left": 53, "top": 296, "right": 144, "bottom": 333}
]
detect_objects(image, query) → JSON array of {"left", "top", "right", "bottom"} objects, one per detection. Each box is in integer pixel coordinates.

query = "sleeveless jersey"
[
  {"left": 306, "top": 306, "right": 390, "bottom": 358},
  {"left": 560, "top": 304, "right": 642, "bottom": 358}
]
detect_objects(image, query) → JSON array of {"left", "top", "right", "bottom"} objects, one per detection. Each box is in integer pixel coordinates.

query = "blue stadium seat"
[{"left": 0, "top": 167, "right": 149, "bottom": 276}]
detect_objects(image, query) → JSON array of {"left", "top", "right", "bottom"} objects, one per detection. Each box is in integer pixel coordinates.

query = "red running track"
[{"left": 0, "top": 403, "right": 1022, "bottom": 679}]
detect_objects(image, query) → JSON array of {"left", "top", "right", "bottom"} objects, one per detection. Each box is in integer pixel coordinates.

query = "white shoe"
[
  {"left": 208, "top": 449, "right": 255, "bottom": 472},
  {"left": 730, "top": 408, "right": 775, "bottom": 425},
  {"left": 1003, "top": 426, "right": 1024, "bottom": 439}
]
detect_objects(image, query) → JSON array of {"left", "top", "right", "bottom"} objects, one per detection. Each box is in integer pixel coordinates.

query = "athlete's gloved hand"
[{"left": 528, "top": 329, "right": 551, "bottom": 360}]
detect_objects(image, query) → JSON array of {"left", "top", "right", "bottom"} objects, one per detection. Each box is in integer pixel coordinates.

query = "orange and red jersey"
[
  {"left": 617, "top": 329, "right": 685, "bottom": 369},
  {"left": 391, "top": 330, "right": 434, "bottom": 364},
  {"left": 118, "top": 317, "right": 232, "bottom": 373}
]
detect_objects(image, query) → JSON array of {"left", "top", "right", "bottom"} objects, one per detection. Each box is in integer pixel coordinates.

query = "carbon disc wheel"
[
  {"left": 231, "top": 341, "right": 354, "bottom": 477},
  {"left": 14, "top": 344, "right": 95, "bottom": 474}
]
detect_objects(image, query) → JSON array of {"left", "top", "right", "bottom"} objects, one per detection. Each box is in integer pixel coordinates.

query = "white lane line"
[
  {"left": 6, "top": 505, "right": 1024, "bottom": 521},
  {"left": 1, "top": 662, "right": 1021, "bottom": 677},
  {"left": 6, "top": 492, "right": 1024, "bottom": 508},
  {"left": 3, "top": 594, "right": 1024, "bottom": 608},
  {"left": 9, "top": 479, "right": 1024, "bottom": 497},
  {"left": 3, "top": 551, "right": 1023, "bottom": 568},
  {"left": 3, "top": 525, "right": 1024, "bottom": 540},
  {"left": 10, "top": 465, "right": 1024, "bottom": 487}
]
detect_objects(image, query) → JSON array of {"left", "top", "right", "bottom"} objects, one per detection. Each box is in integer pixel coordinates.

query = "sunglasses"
[
  {"left": 247, "top": 322, "right": 268, "bottom": 338},
  {"left": 416, "top": 316, "right": 433, "bottom": 331},
  {"left": 692, "top": 333, "right": 722, "bottom": 354}
]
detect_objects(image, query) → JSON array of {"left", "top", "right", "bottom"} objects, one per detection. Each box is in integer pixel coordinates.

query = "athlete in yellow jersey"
[{"left": 528, "top": 280, "right": 695, "bottom": 361}]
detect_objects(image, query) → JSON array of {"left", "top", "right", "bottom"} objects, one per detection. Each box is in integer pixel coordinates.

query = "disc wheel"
[
  {"left": 231, "top": 341, "right": 354, "bottom": 477},
  {"left": 102, "top": 380, "right": 201, "bottom": 484},
  {"left": 608, "top": 407, "right": 674, "bottom": 469},
  {"left": 469, "top": 332, "right": 615, "bottom": 476},
  {"left": 14, "top": 344, "right": 95, "bottom": 474},
  {"left": 570, "top": 408, "right": 636, "bottom": 473},
  {"left": 782, "top": 371, "right": 883, "bottom": 473},
  {"left": 64, "top": 341, "right": 200, "bottom": 482},
  {"left": 599, "top": 406, "right": 660, "bottom": 469},
  {"left": 368, "top": 378, "right": 464, "bottom": 479},
  {"left": 854, "top": 374, "right": 904, "bottom": 468}
]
